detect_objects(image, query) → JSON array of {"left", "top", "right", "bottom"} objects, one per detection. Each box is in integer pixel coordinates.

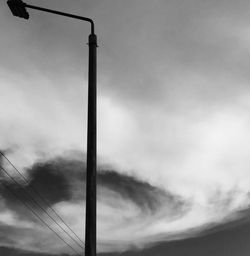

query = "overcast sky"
[{"left": 2, "top": 0, "right": 250, "bottom": 255}]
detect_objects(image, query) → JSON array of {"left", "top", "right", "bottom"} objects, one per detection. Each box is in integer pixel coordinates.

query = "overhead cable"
[
  {"left": 0, "top": 166, "right": 82, "bottom": 256},
  {"left": 0, "top": 151, "right": 85, "bottom": 248}
]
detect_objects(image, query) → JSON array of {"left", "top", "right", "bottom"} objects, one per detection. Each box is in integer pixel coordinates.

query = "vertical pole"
[{"left": 85, "top": 33, "right": 97, "bottom": 256}]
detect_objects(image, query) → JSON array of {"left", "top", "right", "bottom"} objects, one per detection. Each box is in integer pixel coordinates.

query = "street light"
[{"left": 6, "top": 1, "right": 97, "bottom": 256}]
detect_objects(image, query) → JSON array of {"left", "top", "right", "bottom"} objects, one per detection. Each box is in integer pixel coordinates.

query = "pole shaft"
[{"left": 85, "top": 33, "right": 97, "bottom": 256}]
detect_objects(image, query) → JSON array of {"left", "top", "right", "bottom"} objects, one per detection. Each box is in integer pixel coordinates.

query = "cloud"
[
  {"left": 3, "top": 0, "right": 250, "bottom": 254},
  {"left": 1, "top": 152, "right": 250, "bottom": 254},
  {"left": 0, "top": 152, "right": 188, "bottom": 253}
]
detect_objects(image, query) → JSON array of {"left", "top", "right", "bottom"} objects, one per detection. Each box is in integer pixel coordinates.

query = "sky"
[{"left": 1, "top": 0, "right": 250, "bottom": 255}]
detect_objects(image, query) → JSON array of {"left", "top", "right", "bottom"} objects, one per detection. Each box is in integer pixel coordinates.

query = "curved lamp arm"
[{"left": 7, "top": 0, "right": 95, "bottom": 34}]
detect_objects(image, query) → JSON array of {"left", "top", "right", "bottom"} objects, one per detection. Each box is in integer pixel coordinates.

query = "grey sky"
[{"left": 2, "top": 0, "right": 250, "bottom": 254}]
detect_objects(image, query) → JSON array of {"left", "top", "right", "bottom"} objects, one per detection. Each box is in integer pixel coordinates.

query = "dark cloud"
[
  {"left": 1, "top": 152, "right": 185, "bottom": 214},
  {"left": 0, "top": 156, "right": 75, "bottom": 223},
  {"left": 0, "top": 152, "right": 188, "bottom": 253},
  {"left": 0, "top": 155, "right": 78, "bottom": 200},
  {"left": 25, "top": 156, "right": 186, "bottom": 215},
  {"left": 98, "top": 170, "right": 185, "bottom": 214},
  {"left": 27, "top": 161, "right": 72, "bottom": 205}
]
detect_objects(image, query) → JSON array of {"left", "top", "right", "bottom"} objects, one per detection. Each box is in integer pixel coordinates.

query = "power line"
[
  {"left": 0, "top": 166, "right": 82, "bottom": 256},
  {"left": 0, "top": 163, "right": 84, "bottom": 252},
  {"left": 0, "top": 151, "right": 85, "bottom": 248}
]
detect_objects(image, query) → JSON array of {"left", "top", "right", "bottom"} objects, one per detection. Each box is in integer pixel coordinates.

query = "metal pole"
[
  {"left": 6, "top": 2, "right": 98, "bottom": 255},
  {"left": 85, "top": 33, "right": 97, "bottom": 256}
]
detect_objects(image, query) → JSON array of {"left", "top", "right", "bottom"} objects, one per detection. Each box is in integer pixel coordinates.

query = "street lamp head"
[{"left": 7, "top": 0, "right": 29, "bottom": 19}]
